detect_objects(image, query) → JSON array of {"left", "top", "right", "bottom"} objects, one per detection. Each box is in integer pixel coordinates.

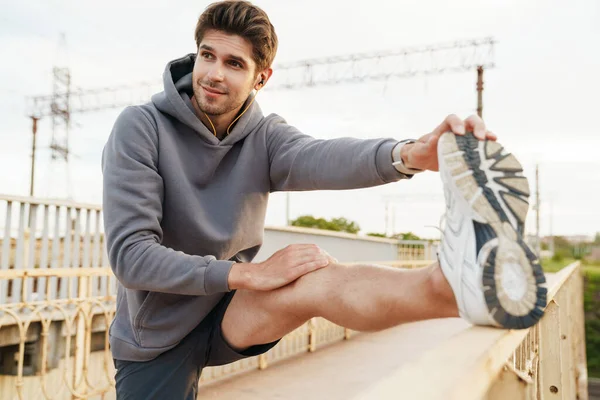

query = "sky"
[{"left": 0, "top": 0, "right": 599, "bottom": 239}]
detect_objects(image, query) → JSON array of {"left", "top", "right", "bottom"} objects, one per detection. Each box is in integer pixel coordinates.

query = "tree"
[
  {"left": 366, "top": 232, "right": 387, "bottom": 238},
  {"left": 392, "top": 232, "right": 422, "bottom": 241},
  {"left": 291, "top": 215, "right": 360, "bottom": 234},
  {"left": 329, "top": 217, "right": 360, "bottom": 234}
]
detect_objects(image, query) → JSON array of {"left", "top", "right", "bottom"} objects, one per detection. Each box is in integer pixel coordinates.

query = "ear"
[{"left": 254, "top": 67, "right": 273, "bottom": 91}]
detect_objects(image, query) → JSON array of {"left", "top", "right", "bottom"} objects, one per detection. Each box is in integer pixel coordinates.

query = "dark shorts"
[{"left": 113, "top": 290, "right": 280, "bottom": 400}]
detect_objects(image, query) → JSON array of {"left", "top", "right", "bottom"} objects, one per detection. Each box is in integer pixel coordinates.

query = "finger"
[
  {"left": 284, "top": 244, "right": 322, "bottom": 257},
  {"left": 448, "top": 115, "right": 466, "bottom": 135},
  {"left": 319, "top": 248, "right": 338, "bottom": 264},
  {"left": 426, "top": 132, "right": 441, "bottom": 147},
  {"left": 465, "top": 115, "right": 486, "bottom": 140},
  {"left": 286, "top": 244, "right": 319, "bottom": 251},
  {"left": 318, "top": 247, "right": 333, "bottom": 258},
  {"left": 290, "top": 259, "right": 330, "bottom": 279},
  {"left": 432, "top": 114, "right": 465, "bottom": 137},
  {"left": 294, "top": 246, "right": 326, "bottom": 259},
  {"left": 445, "top": 114, "right": 466, "bottom": 135},
  {"left": 417, "top": 132, "right": 434, "bottom": 144},
  {"left": 485, "top": 130, "right": 497, "bottom": 141},
  {"left": 291, "top": 252, "right": 328, "bottom": 267}
]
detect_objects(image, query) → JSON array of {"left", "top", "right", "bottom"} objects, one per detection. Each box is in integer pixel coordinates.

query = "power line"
[
  {"left": 24, "top": 36, "right": 496, "bottom": 199},
  {"left": 267, "top": 37, "right": 495, "bottom": 91},
  {"left": 26, "top": 37, "right": 495, "bottom": 117}
]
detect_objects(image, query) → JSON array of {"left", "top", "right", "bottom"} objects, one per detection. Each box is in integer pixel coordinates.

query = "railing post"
[
  {"left": 539, "top": 299, "right": 563, "bottom": 399},
  {"left": 574, "top": 266, "right": 589, "bottom": 400},
  {"left": 1, "top": 200, "right": 12, "bottom": 305},
  {"left": 557, "top": 280, "right": 576, "bottom": 399},
  {"left": 13, "top": 203, "right": 27, "bottom": 303},
  {"left": 73, "top": 275, "right": 89, "bottom": 398},
  {"left": 308, "top": 318, "right": 317, "bottom": 352},
  {"left": 25, "top": 204, "right": 38, "bottom": 302},
  {"left": 258, "top": 354, "right": 268, "bottom": 370},
  {"left": 344, "top": 328, "right": 351, "bottom": 340}
]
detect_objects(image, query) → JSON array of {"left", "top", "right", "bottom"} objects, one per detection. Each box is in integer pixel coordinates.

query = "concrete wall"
[{"left": 255, "top": 226, "right": 399, "bottom": 263}]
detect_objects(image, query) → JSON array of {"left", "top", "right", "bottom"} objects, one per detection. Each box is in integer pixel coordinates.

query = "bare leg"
[{"left": 221, "top": 262, "right": 459, "bottom": 351}]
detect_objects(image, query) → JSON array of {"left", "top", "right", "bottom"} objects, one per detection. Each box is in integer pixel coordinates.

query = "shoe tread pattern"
[{"left": 440, "top": 132, "right": 547, "bottom": 329}]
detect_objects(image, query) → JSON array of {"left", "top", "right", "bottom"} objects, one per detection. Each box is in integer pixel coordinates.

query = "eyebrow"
[{"left": 199, "top": 44, "right": 249, "bottom": 66}]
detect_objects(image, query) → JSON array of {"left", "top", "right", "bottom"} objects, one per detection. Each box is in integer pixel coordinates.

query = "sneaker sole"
[{"left": 439, "top": 132, "right": 547, "bottom": 329}]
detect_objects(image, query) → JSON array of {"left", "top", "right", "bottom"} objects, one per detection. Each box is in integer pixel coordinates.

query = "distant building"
[
  {"left": 563, "top": 235, "right": 593, "bottom": 244},
  {"left": 589, "top": 246, "right": 600, "bottom": 262},
  {"left": 541, "top": 235, "right": 593, "bottom": 245}
]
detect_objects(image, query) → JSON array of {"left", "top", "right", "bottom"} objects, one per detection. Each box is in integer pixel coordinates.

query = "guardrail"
[
  {"left": 0, "top": 262, "right": 587, "bottom": 399},
  {"left": 356, "top": 261, "right": 588, "bottom": 400},
  {"left": 11, "top": 194, "right": 572, "bottom": 400},
  {"left": 0, "top": 194, "right": 109, "bottom": 306}
]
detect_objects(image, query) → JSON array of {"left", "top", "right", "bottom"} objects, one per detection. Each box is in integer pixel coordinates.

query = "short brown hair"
[{"left": 195, "top": 1, "right": 278, "bottom": 73}]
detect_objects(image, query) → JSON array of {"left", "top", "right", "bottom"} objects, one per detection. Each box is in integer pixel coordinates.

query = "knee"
[
  {"left": 253, "top": 262, "right": 349, "bottom": 320},
  {"left": 288, "top": 262, "right": 349, "bottom": 313}
]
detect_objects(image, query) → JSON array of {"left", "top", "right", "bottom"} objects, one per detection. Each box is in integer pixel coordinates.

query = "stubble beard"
[{"left": 193, "top": 82, "right": 249, "bottom": 117}]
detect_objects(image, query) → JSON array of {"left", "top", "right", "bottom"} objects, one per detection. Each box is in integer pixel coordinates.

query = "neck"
[{"left": 191, "top": 96, "right": 249, "bottom": 140}]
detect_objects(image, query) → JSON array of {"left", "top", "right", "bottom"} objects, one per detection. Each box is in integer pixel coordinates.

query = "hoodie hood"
[{"left": 151, "top": 53, "right": 264, "bottom": 146}]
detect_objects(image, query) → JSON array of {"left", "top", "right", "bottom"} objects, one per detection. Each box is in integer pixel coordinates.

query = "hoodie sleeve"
[
  {"left": 101, "top": 106, "right": 233, "bottom": 295},
  {"left": 266, "top": 116, "right": 411, "bottom": 192}
]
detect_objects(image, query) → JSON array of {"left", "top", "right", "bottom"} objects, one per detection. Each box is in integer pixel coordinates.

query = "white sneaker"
[{"left": 437, "top": 132, "right": 547, "bottom": 329}]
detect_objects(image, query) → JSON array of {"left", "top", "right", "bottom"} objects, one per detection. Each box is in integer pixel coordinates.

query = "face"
[{"left": 192, "top": 30, "right": 260, "bottom": 117}]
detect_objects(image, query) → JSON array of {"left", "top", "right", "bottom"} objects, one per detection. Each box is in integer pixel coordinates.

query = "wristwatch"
[{"left": 391, "top": 139, "right": 423, "bottom": 175}]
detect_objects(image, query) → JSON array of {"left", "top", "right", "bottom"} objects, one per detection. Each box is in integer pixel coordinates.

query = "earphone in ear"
[{"left": 259, "top": 79, "right": 265, "bottom": 86}]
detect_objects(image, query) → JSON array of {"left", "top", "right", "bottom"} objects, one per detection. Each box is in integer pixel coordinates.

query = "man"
[{"left": 102, "top": 1, "right": 547, "bottom": 398}]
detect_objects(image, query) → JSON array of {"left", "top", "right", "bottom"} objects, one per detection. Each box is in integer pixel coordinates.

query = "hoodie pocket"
[
  {"left": 136, "top": 293, "right": 221, "bottom": 349},
  {"left": 133, "top": 291, "right": 156, "bottom": 346},
  {"left": 137, "top": 292, "right": 198, "bottom": 348}
]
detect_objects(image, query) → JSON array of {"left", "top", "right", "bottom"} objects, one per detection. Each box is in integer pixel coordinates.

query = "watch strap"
[{"left": 391, "top": 140, "right": 423, "bottom": 175}]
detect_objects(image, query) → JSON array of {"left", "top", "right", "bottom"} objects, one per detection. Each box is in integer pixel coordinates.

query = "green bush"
[
  {"left": 366, "top": 232, "right": 387, "bottom": 238},
  {"left": 291, "top": 215, "right": 360, "bottom": 234},
  {"left": 584, "top": 266, "right": 600, "bottom": 378},
  {"left": 551, "top": 248, "right": 572, "bottom": 262}
]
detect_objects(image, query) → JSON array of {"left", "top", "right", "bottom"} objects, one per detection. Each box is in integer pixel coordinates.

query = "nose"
[{"left": 206, "top": 63, "right": 225, "bottom": 82}]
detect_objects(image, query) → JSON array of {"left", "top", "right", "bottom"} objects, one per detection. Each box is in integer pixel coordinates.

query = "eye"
[
  {"left": 229, "top": 60, "right": 242, "bottom": 68},
  {"left": 201, "top": 52, "right": 214, "bottom": 59}
]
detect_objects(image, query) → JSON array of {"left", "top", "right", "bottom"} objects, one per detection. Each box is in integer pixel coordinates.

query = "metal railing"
[
  {"left": 9, "top": 195, "right": 582, "bottom": 399},
  {"left": 2, "top": 264, "right": 587, "bottom": 399},
  {"left": 356, "top": 261, "right": 588, "bottom": 400},
  {"left": 396, "top": 239, "right": 438, "bottom": 261},
  {"left": 0, "top": 194, "right": 110, "bottom": 306}
]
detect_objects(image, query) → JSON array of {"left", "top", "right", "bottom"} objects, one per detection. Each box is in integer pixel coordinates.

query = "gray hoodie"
[{"left": 101, "top": 53, "right": 409, "bottom": 362}]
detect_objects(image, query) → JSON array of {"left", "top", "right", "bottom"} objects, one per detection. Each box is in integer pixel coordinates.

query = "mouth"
[{"left": 201, "top": 85, "right": 226, "bottom": 97}]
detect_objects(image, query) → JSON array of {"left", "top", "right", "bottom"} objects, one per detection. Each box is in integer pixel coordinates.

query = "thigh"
[{"left": 114, "top": 322, "right": 208, "bottom": 400}]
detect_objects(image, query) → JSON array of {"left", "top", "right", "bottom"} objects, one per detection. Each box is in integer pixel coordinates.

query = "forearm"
[{"left": 108, "top": 236, "right": 234, "bottom": 295}]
